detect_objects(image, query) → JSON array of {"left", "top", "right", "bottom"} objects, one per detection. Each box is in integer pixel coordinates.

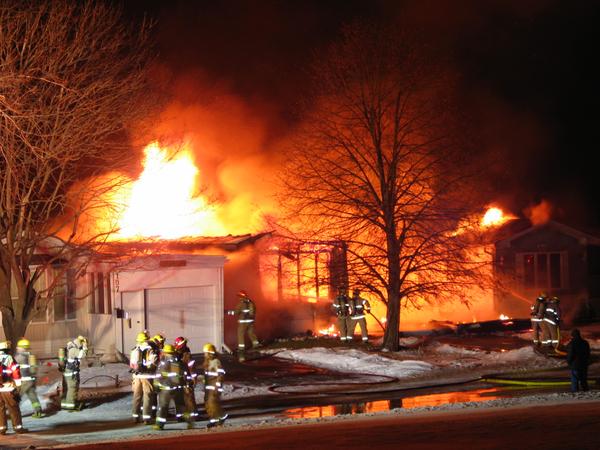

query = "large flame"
[{"left": 111, "top": 142, "right": 227, "bottom": 240}]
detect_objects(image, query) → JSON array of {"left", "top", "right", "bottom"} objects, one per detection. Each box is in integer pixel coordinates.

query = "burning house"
[{"left": 0, "top": 142, "right": 348, "bottom": 358}]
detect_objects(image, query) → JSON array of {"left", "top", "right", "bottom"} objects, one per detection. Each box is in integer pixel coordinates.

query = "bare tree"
[
  {"left": 281, "top": 24, "right": 485, "bottom": 351},
  {"left": 0, "top": 1, "right": 156, "bottom": 344}
]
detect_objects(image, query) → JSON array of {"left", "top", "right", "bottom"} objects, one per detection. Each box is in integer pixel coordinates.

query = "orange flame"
[
  {"left": 481, "top": 207, "right": 515, "bottom": 228},
  {"left": 318, "top": 324, "right": 338, "bottom": 337},
  {"left": 110, "top": 142, "right": 227, "bottom": 240}
]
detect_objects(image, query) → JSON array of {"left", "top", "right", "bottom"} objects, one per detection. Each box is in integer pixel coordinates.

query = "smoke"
[{"left": 524, "top": 199, "right": 553, "bottom": 226}]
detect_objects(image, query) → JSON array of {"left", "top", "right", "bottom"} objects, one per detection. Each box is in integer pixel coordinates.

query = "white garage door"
[{"left": 146, "top": 286, "right": 219, "bottom": 349}]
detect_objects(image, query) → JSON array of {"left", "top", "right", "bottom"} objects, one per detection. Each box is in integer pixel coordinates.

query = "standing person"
[
  {"left": 0, "top": 341, "right": 27, "bottom": 435},
  {"left": 202, "top": 343, "right": 227, "bottom": 428},
  {"left": 530, "top": 293, "right": 547, "bottom": 346},
  {"left": 148, "top": 333, "right": 166, "bottom": 357},
  {"left": 175, "top": 336, "right": 198, "bottom": 421},
  {"left": 332, "top": 287, "right": 350, "bottom": 342},
  {"left": 130, "top": 331, "right": 158, "bottom": 424},
  {"left": 58, "top": 335, "right": 88, "bottom": 411},
  {"left": 347, "top": 288, "right": 371, "bottom": 343},
  {"left": 227, "top": 290, "right": 259, "bottom": 361},
  {"left": 152, "top": 344, "right": 192, "bottom": 430},
  {"left": 147, "top": 332, "right": 165, "bottom": 416},
  {"left": 543, "top": 296, "right": 561, "bottom": 350},
  {"left": 566, "top": 328, "right": 591, "bottom": 392},
  {"left": 14, "top": 338, "right": 43, "bottom": 418}
]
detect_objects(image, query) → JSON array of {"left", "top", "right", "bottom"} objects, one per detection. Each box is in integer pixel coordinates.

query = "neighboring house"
[{"left": 493, "top": 220, "right": 600, "bottom": 323}]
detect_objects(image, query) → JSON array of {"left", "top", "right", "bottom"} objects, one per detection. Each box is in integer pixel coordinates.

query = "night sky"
[{"left": 125, "top": 0, "right": 600, "bottom": 227}]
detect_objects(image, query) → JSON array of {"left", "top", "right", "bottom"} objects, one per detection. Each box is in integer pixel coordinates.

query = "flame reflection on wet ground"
[{"left": 282, "top": 388, "right": 504, "bottom": 419}]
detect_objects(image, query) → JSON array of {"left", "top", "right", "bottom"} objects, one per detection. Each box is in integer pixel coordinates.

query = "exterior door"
[{"left": 121, "top": 291, "right": 145, "bottom": 353}]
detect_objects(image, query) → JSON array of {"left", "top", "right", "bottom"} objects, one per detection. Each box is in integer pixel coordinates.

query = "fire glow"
[{"left": 111, "top": 142, "right": 227, "bottom": 240}]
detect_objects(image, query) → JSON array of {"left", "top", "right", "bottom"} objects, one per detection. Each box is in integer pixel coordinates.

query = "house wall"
[
  {"left": 0, "top": 274, "right": 114, "bottom": 359},
  {"left": 1, "top": 255, "right": 225, "bottom": 359}
]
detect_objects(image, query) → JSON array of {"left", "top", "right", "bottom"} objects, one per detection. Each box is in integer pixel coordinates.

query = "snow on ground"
[
  {"left": 273, "top": 341, "right": 554, "bottom": 379},
  {"left": 276, "top": 347, "right": 434, "bottom": 379},
  {"left": 429, "top": 342, "right": 551, "bottom": 366}
]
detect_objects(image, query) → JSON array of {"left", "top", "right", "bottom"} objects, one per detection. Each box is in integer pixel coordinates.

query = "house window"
[
  {"left": 520, "top": 252, "right": 566, "bottom": 290},
  {"left": 88, "top": 272, "right": 112, "bottom": 315},
  {"left": 9, "top": 270, "right": 48, "bottom": 324},
  {"left": 53, "top": 269, "right": 76, "bottom": 321}
]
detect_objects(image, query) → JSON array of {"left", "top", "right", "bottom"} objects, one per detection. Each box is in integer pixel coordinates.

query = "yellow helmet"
[
  {"left": 162, "top": 344, "right": 175, "bottom": 354},
  {"left": 152, "top": 333, "right": 166, "bottom": 347},
  {"left": 203, "top": 343, "right": 216, "bottom": 354},
  {"left": 0, "top": 341, "right": 10, "bottom": 351},
  {"left": 76, "top": 335, "right": 88, "bottom": 346},
  {"left": 136, "top": 331, "right": 149, "bottom": 343},
  {"left": 16, "top": 338, "right": 30, "bottom": 349}
]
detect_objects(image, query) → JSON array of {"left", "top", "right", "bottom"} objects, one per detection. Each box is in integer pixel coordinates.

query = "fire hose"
[{"left": 367, "top": 311, "right": 385, "bottom": 332}]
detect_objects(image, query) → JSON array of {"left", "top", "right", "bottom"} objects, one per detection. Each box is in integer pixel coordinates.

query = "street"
[{"left": 46, "top": 400, "right": 600, "bottom": 450}]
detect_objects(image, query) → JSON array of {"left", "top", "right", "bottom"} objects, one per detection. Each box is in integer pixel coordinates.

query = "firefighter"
[
  {"left": 0, "top": 341, "right": 27, "bottom": 435},
  {"left": 227, "top": 290, "right": 260, "bottom": 361},
  {"left": 148, "top": 333, "right": 166, "bottom": 358},
  {"left": 130, "top": 331, "right": 158, "bottom": 424},
  {"left": 174, "top": 336, "right": 198, "bottom": 421},
  {"left": 543, "top": 296, "right": 561, "bottom": 350},
  {"left": 58, "top": 335, "right": 88, "bottom": 411},
  {"left": 0, "top": 341, "right": 11, "bottom": 371},
  {"left": 152, "top": 344, "right": 192, "bottom": 430},
  {"left": 14, "top": 338, "right": 43, "bottom": 418},
  {"left": 202, "top": 343, "right": 227, "bottom": 428},
  {"left": 348, "top": 288, "right": 371, "bottom": 343},
  {"left": 333, "top": 287, "right": 350, "bottom": 342},
  {"left": 530, "top": 293, "right": 547, "bottom": 346},
  {"left": 147, "top": 333, "right": 166, "bottom": 416}
]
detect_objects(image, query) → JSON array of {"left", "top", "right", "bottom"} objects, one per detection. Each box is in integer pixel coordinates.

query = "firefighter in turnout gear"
[
  {"left": 130, "top": 331, "right": 158, "bottom": 424},
  {"left": 152, "top": 344, "right": 192, "bottom": 430},
  {"left": 15, "top": 339, "right": 43, "bottom": 418},
  {"left": 227, "top": 291, "right": 259, "bottom": 361},
  {"left": 333, "top": 287, "right": 350, "bottom": 342},
  {"left": 148, "top": 333, "right": 166, "bottom": 357},
  {"left": 543, "top": 296, "right": 561, "bottom": 350},
  {"left": 58, "top": 335, "right": 88, "bottom": 411},
  {"left": 348, "top": 289, "right": 371, "bottom": 343},
  {"left": 530, "top": 293, "right": 547, "bottom": 346},
  {"left": 202, "top": 343, "right": 227, "bottom": 428},
  {"left": 175, "top": 336, "right": 198, "bottom": 421},
  {"left": 0, "top": 341, "right": 27, "bottom": 435}
]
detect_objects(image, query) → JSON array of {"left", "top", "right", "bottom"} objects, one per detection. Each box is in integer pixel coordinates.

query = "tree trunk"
[
  {"left": 382, "top": 237, "right": 401, "bottom": 351},
  {"left": 1, "top": 311, "right": 29, "bottom": 346},
  {"left": 383, "top": 290, "right": 400, "bottom": 351}
]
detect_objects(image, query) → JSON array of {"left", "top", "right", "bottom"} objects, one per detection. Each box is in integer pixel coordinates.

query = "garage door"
[{"left": 146, "top": 286, "right": 219, "bottom": 349}]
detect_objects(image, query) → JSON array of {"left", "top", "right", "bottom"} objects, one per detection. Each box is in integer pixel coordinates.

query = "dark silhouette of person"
[{"left": 566, "top": 328, "right": 590, "bottom": 392}]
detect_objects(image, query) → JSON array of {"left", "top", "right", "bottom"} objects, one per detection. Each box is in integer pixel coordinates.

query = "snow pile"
[
  {"left": 432, "top": 343, "right": 481, "bottom": 356},
  {"left": 430, "top": 342, "right": 551, "bottom": 367},
  {"left": 276, "top": 347, "right": 433, "bottom": 378}
]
